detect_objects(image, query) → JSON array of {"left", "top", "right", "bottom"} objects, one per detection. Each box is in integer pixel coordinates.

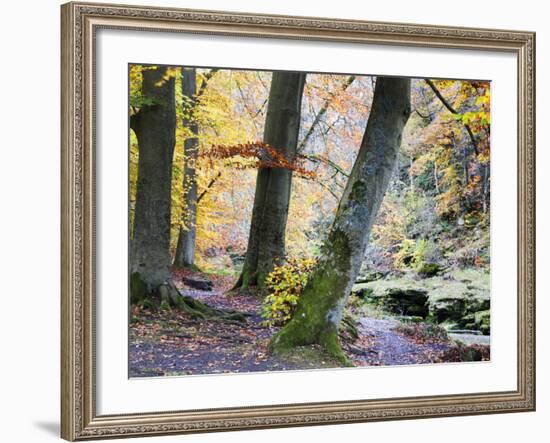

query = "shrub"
[
  {"left": 394, "top": 238, "right": 442, "bottom": 275},
  {"left": 261, "top": 258, "right": 316, "bottom": 326}
]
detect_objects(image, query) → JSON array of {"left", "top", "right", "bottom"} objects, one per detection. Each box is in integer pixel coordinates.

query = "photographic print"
[
  {"left": 61, "top": 3, "right": 535, "bottom": 439},
  {"left": 128, "top": 65, "right": 491, "bottom": 377}
]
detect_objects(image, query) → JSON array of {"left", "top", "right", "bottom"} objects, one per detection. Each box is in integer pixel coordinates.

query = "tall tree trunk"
[
  {"left": 129, "top": 66, "right": 246, "bottom": 322},
  {"left": 235, "top": 71, "right": 306, "bottom": 291},
  {"left": 174, "top": 68, "right": 199, "bottom": 268},
  {"left": 270, "top": 77, "right": 411, "bottom": 362},
  {"left": 130, "top": 67, "right": 177, "bottom": 301}
]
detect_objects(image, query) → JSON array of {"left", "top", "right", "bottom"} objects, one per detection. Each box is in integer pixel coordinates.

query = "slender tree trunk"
[
  {"left": 235, "top": 71, "right": 306, "bottom": 291},
  {"left": 174, "top": 68, "right": 199, "bottom": 268},
  {"left": 409, "top": 154, "right": 414, "bottom": 192},
  {"left": 270, "top": 77, "right": 411, "bottom": 362},
  {"left": 481, "top": 162, "right": 490, "bottom": 215},
  {"left": 434, "top": 159, "right": 439, "bottom": 193}
]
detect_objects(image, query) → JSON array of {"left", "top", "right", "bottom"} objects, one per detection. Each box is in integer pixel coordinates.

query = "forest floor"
[{"left": 129, "top": 269, "right": 489, "bottom": 377}]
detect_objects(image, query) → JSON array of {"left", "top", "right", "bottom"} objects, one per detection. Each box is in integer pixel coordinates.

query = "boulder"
[
  {"left": 354, "top": 269, "right": 388, "bottom": 284},
  {"left": 427, "top": 270, "right": 490, "bottom": 333},
  {"left": 352, "top": 278, "right": 429, "bottom": 317},
  {"left": 351, "top": 269, "right": 491, "bottom": 335}
]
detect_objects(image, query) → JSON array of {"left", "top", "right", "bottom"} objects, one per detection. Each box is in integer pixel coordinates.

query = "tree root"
[
  {"left": 157, "top": 280, "right": 248, "bottom": 323},
  {"left": 269, "top": 321, "right": 353, "bottom": 367},
  {"left": 232, "top": 268, "right": 266, "bottom": 294}
]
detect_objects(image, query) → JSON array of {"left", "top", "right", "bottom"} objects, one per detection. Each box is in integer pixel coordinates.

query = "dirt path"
[
  {"left": 348, "top": 318, "right": 453, "bottom": 366},
  {"left": 129, "top": 273, "right": 344, "bottom": 377},
  {"left": 129, "top": 271, "right": 475, "bottom": 377}
]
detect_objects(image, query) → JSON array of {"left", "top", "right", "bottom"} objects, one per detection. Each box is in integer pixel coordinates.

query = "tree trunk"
[
  {"left": 235, "top": 71, "right": 306, "bottom": 291},
  {"left": 130, "top": 67, "right": 177, "bottom": 301},
  {"left": 270, "top": 77, "right": 411, "bottom": 362},
  {"left": 481, "top": 162, "right": 490, "bottom": 215},
  {"left": 129, "top": 67, "right": 247, "bottom": 322},
  {"left": 174, "top": 68, "right": 199, "bottom": 268}
]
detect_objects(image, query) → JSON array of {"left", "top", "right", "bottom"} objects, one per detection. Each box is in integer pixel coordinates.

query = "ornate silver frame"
[{"left": 61, "top": 1, "right": 536, "bottom": 440}]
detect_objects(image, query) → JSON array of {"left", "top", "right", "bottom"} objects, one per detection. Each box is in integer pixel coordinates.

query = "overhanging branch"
[{"left": 424, "top": 79, "right": 479, "bottom": 156}]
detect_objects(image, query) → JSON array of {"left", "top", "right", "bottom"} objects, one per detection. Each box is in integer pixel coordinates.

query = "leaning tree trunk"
[
  {"left": 270, "top": 77, "right": 411, "bottom": 362},
  {"left": 235, "top": 71, "right": 306, "bottom": 291},
  {"left": 174, "top": 68, "right": 199, "bottom": 269},
  {"left": 129, "top": 66, "right": 245, "bottom": 322}
]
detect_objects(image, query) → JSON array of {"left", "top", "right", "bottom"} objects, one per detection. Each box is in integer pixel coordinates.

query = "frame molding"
[{"left": 61, "top": 1, "right": 536, "bottom": 440}]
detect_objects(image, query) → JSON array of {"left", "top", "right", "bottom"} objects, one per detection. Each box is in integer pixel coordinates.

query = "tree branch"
[
  {"left": 413, "top": 107, "right": 435, "bottom": 120},
  {"left": 197, "top": 171, "right": 222, "bottom": 204},
  {"left": 302, "top": 153, "right": 349, "bottom": 178},
  {"left": 298, "top": 75, "right": 356, "bottom": 153},
  {"left": 235, "top": 79, "right": 264, "bottom": 133},
  {"left": 196, "top": 68, "right": 219, "bottom": 98},
  {"left": 424, "top": 79, "right": 479, "bottom": 156}
]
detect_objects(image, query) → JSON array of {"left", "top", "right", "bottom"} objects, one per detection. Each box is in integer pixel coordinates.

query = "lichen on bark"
[{"left": 270, "top": 229, "right": 354, "bottom": 364}]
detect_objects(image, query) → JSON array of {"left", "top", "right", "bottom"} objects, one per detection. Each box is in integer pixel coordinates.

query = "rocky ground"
[
  {"left": 129, "top": 269, "right": 490, "bottom": 377},
  {"left": 352, "top": 269, "right": 491, "bottom": 335}
]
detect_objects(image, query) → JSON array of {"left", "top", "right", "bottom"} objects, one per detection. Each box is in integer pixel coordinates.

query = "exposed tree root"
[
  {"left": 269, "top": 321, "right": 353, "bottom": 367},
  {"left": 131, "top": 273, "right": 248, "bottom": 323},
  {"left": 232, "top": 268, "right": 259, "bottom": 292},
  {"left": 160, "top": 281, "right": 248, "bottom": 323}
]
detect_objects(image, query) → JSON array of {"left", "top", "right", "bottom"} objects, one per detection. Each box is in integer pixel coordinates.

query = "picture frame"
[{"left": 61, "top": 1, "right": 536, "bottom": 440}]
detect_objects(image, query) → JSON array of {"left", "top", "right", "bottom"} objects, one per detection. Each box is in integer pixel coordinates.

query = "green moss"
[
  {"left": 319, "top": 330, "right": 353, "bottom": 366},
  {"left": 238, "top": 267, "right": 258, "bottom": 291},
  {"left": 130, "top": 272, "right": 149, "bottom": 304},
  {"left": 417, "top": 263, "right": 442, "bottom": 277},
  {"left": 269, "top": 345, "right": 349, "bottom": 369},
  {"left": 349, "top": 180, "right": 367, "bottom": 202},
  {"left": 256, "top": 271, "right": 268, "bottom": 294},
  {"left": 474, "top": 310, "right": 491, "bottom": 335},
  {"left": 269, "top": 229, "right": 353, "bottom": 362},
  {"left": 141, "top": 298, "right": 155, "bottom": 310},
  {"left": 159, "top": 300, "right": 171, "bottom": 311}
]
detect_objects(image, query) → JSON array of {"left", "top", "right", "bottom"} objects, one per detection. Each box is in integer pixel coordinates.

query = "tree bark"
[
  {"left": 270, "top": 77, "right": 411, "bottom": 362},
  {"left": 129, "top": 67, "right": 246, "bottom": 322},
  {"left": 130, "top": 67, "right": 177, "bottom": 301},
  {"left": 174, "top": 68, "right": 199, "bottom": 268},
  {"left": 235, "top": 71, "right": 306, "bottom": 291}
]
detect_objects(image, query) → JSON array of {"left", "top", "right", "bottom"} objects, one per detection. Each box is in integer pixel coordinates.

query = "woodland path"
[
  {"left": 348, "top": 318, "right": 452, "bottom": 367},
  {"left": 129, "top": 271, "right": 466, "bottom": 377}
]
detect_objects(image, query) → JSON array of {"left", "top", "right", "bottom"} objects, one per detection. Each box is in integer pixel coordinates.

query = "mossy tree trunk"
[
  {"left": 270, "top": 77, "right": 411, "bottom": 362},
  {"left": 174, "top": 68, "right": 199, "bottom": 269},
  {"left": 235, "top": 71, "right": 306, "bottom": 292},
  {"left": 130, "top": 66, "right": 177, "bottom": 303}
]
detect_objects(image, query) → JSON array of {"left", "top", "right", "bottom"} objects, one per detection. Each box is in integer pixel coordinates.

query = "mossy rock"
[
  {"left": 395, "top": 315, "right": 424, "bottom": 324},
  {"left": 355, "top": 269, "right": 388, "bottom": 284},
  {"left": 352, "top": 270, "right": 490, "bottom": 333},
  {"left": 352, "top": 278, "right": 429, "bottom": 317},
  {"left": 474, "top": 310, "right": 491, "bottom": 335},
  {"left": 417, "top": 263, "right": 443, "bottom": 278},
  {"left": 426, "top": 269, "right": 490, "bottom": 329}
]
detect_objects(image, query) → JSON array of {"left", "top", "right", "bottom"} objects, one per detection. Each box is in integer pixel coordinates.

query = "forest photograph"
[{"left": 128, "top": 64, "right": 491, "bottom": 377}]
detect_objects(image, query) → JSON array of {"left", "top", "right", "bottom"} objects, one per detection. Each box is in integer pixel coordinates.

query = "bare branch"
[
  {"left": 298, "top": 75, "right": 356, "bottom": 153},
  {"left": 196, "top": 68, "right": 219, "bottom": 98},
  {"left": 302, "top": 153, "right": 350, "bottom": 178},
  {"left": 197, "top": 171, "right": 222, "bottom": 204}
]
